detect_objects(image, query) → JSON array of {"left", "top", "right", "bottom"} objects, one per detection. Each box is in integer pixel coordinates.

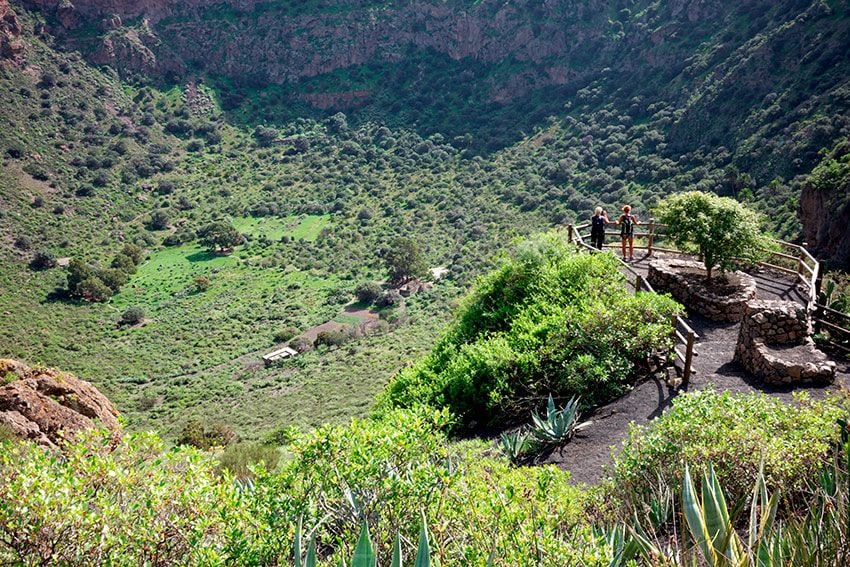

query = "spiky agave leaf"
[
  {"left": 414, "top": 516, "right": 431, "bottom": 567},
  {"left": 391, "top": 533, "right": 403, "bottom": 567},
  {"left": 351, "top": 522, "right": 376, "bottom": 567},
  {"left": 305, "top": 536, "right": 318, "bottom": 567},
  {"left": 682, "top": 465, "right": 715, "bottom": 564},
  {"left": 293, "top": 515, "right": 303, "bottom": 567}
]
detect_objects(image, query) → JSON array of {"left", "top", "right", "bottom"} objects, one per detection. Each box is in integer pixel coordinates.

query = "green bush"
[
  {"left": 194, "top": 275, "right": 212, "bottom": 292},
  {"left": 273, "top": 326, "right": 300, "bottom": 344},
  {"left": 0, "top": 412, "right": 606, "bottom": 565},
  {"left": 0, "top": 431, "right": 276, "bottom": 566},
  {"left": 263, "top": 407, "right": 599, "bottom": 565},
  {"left": 610, "top": 389, "right": 848, "bottom": 507},
  {"left": 354, "top": 281, "right": 383, "bottom": 304},
  {"left": 218, "top": 441, "right": 280, "bottom": 480},
  {"left": 379, "top": 232, "right": 682, "bottom": 428},
  {"left": 176, "top": 419, "right": 238, "bottom": 450},
  {"left": 120, "top": 307, "right": 145, "bottom": 326}
]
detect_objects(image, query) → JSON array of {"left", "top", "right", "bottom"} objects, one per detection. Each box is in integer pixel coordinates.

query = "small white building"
[{"left": 262, "top": 346, "right": 299, "bottom": 366}]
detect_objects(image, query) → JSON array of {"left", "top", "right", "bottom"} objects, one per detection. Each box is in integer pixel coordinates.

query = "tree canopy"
[
  {"left": 656, "top": 191, "right": 770, "bottom": 280},
  {"left": 383, "top": 237, "right": 428, "bottom": 284},
  {"left": 198, "top": 222, "right": 243, "bottom": 254}
]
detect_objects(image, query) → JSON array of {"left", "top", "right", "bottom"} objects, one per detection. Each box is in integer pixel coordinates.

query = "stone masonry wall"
[
  {"left": 734, "top": 300, "right": 835, "bottom": 385},
  {"left": 647, "top": 258, "right": 757, "bottom": 322}
]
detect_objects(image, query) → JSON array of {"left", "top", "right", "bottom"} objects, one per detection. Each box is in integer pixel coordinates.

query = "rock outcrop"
[
  {"left": 0, "top": 0, "right": 24, "bottom": 63},
  {"left": 0, "top": 359, "right": 121, "bottom": 448},
  {"left": 734, "top": 300, "right": 836, "bottom": 385},
  {"left": 799, "top": 167, "right": 850, "bottom": 270}
]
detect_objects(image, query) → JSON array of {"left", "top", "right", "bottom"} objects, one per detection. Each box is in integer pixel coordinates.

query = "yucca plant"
[{"left": 530, "top": 394, "right": 590, "bottom": 445}]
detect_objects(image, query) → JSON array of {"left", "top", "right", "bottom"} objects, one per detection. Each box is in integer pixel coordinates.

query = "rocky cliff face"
[
  {"left": 0, "top": 359, "right": 121, "bottom": 448},
  {"left": 800, "top": 182, "right": 850, "bottom": 270},
  {"left": 0, "top": 0, "right": 23, "bottom": 63},
  {"left": 18, "top": 0, "right": 777, "bottom": 99}
]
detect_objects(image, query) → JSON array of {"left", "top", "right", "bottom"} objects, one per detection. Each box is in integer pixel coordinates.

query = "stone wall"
[
  {"left": 734, "top": 300, "right": 835, "bottom": 385},
  {"left": 647, "top": 258, "right": 757, "bottom": 322}
]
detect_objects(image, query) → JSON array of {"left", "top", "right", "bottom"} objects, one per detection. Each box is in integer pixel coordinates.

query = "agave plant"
[
  {"left": 499, "top": 429, "right": 537, "bottom": 465},
  {"left": 294, "top": 516, "right": 433, "bottom": 567},
  {"left": 530, "top": 394, "right": 590, "bottom": 445}
]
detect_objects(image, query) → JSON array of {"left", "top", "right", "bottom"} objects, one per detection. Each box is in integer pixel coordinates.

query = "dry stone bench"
[
  {"left": 734, "top": 300, "right": 836, "bottom": 385},
  {"left": 647, "top": 258, "right": 757, "bottom": 322}
]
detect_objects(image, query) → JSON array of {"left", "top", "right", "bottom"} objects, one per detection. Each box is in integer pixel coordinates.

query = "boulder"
[{"left": 0, "top": 359, "right": 121, "bottom": 448}]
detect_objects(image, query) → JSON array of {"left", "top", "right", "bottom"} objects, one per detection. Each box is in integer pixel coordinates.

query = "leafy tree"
[
  {"left": 66, "top": 258, "right": 95, "bottom": 295},
  {"left": 273, "top": 326, "right": 299, "bottom": 343},
  {"left": 148, "top": 210, "right": 170, "bottom": 231},
  {"left": 110, "top": 254, "right": 137, "bottom": 274},
  {"left": 119, "top": 243, "right": 145, "bottom": 265},
  {"left": 314, "top": 329, "right": 350, "bottom": 348},
  {"left": 383, "top": 237, "right": 428, "bottom": 283},
  {"left": 98, "top": 268, "right": 129, "bottom": 292},
  {"left": 355, "top": 281, "right": 383, "bottom": 304},
  {"left": 656, "top": 191, "right": 770, "bottom": 280},
  {"left": 76, "top": 277, "right": 113, "bottom": 302},
  {"left": 198, "top": 222, "right": 243, "bottom": 254}
]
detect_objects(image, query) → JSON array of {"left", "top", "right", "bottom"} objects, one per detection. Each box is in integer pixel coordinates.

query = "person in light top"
[{"left": 618, "top": 205, "right": 638, "bottom": 261}]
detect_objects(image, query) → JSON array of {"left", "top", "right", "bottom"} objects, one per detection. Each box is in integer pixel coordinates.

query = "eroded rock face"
[
  {"left": 800, "top": 180, "right": 850, "bottom": 270},
  {"left": 0, "top": 359, "right": 121, "bottom": 448},
  {"left": 15, "top": 0, "right": 765, "bottom": 103},
  {"left": 0, "top": 0, "right": 24, "bottom": 63}
]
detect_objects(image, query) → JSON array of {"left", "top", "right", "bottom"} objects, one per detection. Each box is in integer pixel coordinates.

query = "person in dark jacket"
[{"left": 590, "top": 206, "right": 611, "bottom": 250}]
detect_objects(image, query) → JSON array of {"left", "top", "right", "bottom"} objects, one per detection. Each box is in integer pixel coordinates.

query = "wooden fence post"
[
  {"left": 635, "top": 274, "right": 642, "bottom": 293},
  {"left": 567, "top": 224, "right": 574, "bottom": 244},
  {"left": 647, "top": 217, "right": 655, "bottom": 256},
  {"left": 683, "top": 331, "right": 695, "bottom": 386}
]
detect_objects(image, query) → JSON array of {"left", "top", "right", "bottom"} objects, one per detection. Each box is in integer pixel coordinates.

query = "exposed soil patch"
[
  {"left": 299, "top": 305, "right": 379, "bottom": 343},
  {"left": 679, "top": 272, "right": 742, "bottom": 297}
]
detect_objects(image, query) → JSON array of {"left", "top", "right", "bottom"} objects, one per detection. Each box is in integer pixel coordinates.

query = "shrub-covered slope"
[{"left": 380, "top": 234, "right": 682, "bottom": 428}]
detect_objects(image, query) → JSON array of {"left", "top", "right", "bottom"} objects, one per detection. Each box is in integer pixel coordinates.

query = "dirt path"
[{"left": 544, "top": 253, "right": 850, "bottom": 485}]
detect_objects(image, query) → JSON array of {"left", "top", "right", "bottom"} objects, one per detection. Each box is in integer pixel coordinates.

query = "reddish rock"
[
  {"left": 0, "top": 359, "right": 121, "bottom": 449},
  {"left": 0, "top": 0, "right": 24, "bottom": 63}
]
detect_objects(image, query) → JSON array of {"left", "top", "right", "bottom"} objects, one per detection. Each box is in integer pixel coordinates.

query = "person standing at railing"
[
  {"left": 590, "top": 207, "right": 612, "bottom": 250},
  {"left": 618, "top": 205, "right": 638, "bottom": 261}
]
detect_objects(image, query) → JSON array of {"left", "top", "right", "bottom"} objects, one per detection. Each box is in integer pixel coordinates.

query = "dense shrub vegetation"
[
  {"left": 380, "top": 233, "right": 682, "bottom": 427},
  {"left": 1, "top": 397, "right": 848, "bottom": 565},
  {"left": 0, "top": 410, "right": 609, "bottom": 566},
  {"left": 610, "top": 389, "right": 848, "bottom": 507}
]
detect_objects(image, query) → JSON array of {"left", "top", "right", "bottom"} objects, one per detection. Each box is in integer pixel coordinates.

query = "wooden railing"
[
  {"left": 813, "top": 303, "right": 850, "bottom": 354},
  {"left": 566, "top": 219, "right": 850, "bottom": 362},
  {"left": 570, "top": 220, "right": 820, "bottom": 311},
  {"left": 565, "top": 224, "right": 698, "bottom": 386}
]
